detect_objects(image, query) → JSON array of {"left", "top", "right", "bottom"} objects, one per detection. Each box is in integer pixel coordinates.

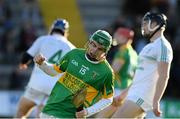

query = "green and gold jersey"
[
  {"left": 114, "top": 45, "right": 138, "bottom": 89},
  {"left": 42, "top": 48, "right": 114, "bottom": 118}
]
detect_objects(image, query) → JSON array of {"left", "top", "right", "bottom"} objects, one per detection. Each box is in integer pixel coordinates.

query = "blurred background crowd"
[
  {"left": 0, "top": 0, "right": 180, "bottom": 117},
  {"left": 0, "top": 0, "right": 46, "bottom": 90}
]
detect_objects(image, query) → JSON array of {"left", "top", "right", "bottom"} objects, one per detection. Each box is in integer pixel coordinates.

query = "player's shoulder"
[
  {"left": 130, "top": 48, "right": 138, "bottom": 58},
  {"left": 52, "top": 34, "right": 76, "bottom": 49},
  {"left": 103, "top": 60, "right": 115, "bottom": 79},
  {"left": 155, "top": 36, "right": 172, "bottom": 52},
  {"left": 64, "top": 39, "right": 76, "bottom": 49},
  {"left": 38, "top": 34, "right": 63, "bottom": 41},
  {"left": 35, "top": 35, "right": 51, "bottom": 43},
  {"left": 67, "top": 48, "right": 85, "bottom": 55},
  {"left": 38, "top": 35, "right": 51, "bottom": 39},
  {"left": 103, "top": 60, "right": 114, "bottom": 73},
  {"left": 125, "top": 45, "right": 138, "bottom": 57}
]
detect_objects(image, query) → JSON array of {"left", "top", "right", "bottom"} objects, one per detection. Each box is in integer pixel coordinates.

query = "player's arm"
[
  {"left": 112, "top": 85, "right": 130, "bottom": 106},
  {"left": 153, "top": 43, "right": 173, "bottom": 116},
  {"left": 86, "top": 96, "right": 113, "bottom": 117},
  {"left": 75, "top": 96, "right": 113, "bottom": 118},
  {"left": 19, "top": 37, "right": 43, "bottom": 70},
  {"left": 35, "top": 49, "right": 72, "bottom": 76},
  {"left": 19, "top": 52, "right": 33, "bottom": 70},
  {"left": 111, "top": 51, "right": 125, "bottom": 81},
  {"left": 34, "top": 54, "right": 62, "bottom": 76},
  {"left": 111, "top": 57, "right": 124, "bottom": 73},
  {"left": 153, "top": 61, "right": 170, "bottom": 116},
  {"left": 86, "top": 70, "right": 114, "bottom": 117}
]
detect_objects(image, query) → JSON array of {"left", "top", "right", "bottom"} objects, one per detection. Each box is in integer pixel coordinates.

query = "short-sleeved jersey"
[
  {"left": 27, "top": 34, "right": 75, "bottom": 95},
  {"left": 42, "top": 49, "right": 114, "bottom": 118},
  {"left": 127, "top": 36, "right": 173, "bottom": 107},
  {"left": 113, "top": 45, "right": 138, "bottom": 89}
]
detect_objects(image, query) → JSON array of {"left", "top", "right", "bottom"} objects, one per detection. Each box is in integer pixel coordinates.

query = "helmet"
[
  {"left": 90, "top": 30, "right": 112, "bottom": 52},
  {"left": 115, "top": 27, "right": 134, "bottom": 40},
  {"left": 143, "top": 12, "right": 167, "bottom": 28},
  {"left": 112, "top": 27, "right": 134, "bottom": 46},
  {"left": 142, "top": 12, "right": 167, "bottom": 39},
  {"left": 51, "top": 19, "right": 69, "bottom": 33}
]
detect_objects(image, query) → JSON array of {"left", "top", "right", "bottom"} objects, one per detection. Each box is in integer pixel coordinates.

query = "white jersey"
[
  {"left": 27, "top": 34, "right": 75, "bottom": 95},
  {"left": 127, "top": 36, "right": 173, "bottom": 108}
]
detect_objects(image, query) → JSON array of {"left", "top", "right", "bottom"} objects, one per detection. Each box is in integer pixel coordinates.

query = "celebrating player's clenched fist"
[{"left": 34, "top": 54, "right": 46, "bottom": 65}]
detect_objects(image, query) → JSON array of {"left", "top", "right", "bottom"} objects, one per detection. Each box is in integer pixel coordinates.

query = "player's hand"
[
  {"left": 19, "top": 63, "right": 28, "bottom": 70},
  {"left": 34, "top": 54, "right": 46, "bottom": 65},
  {"left": 112, "top": 97, "right": 120, "bottom": 107},
  {"left": 112, "top": 89, "right": 127, "bottom": 107},
  {"left": 112, "top": 95, "right": 123, "bottom": 107},
  {"left": 153, "top": 101, "right": 162, "bottom": 117},
  {"left": 76, "top": 109, "right": 87, "bottom": 118}
]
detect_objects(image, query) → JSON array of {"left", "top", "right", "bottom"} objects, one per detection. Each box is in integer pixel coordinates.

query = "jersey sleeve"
[
  {"left": 54, "top": 52, "right": 70, "bottom": 72},
  {"left": 54, "top": 49, "right": 76, "bottom": 72},
  {"left": 157, "top": 42, "right": 173, "bottom": 63},
  {"left": 27, "top": 37, "right": 44, "bottom": 56},
  {"left": 102, "top": 71, "right": 115, "bottom": 98}
]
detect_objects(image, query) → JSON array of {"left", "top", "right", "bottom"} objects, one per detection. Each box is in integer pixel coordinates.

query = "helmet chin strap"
[{"left": 147, "top": 20, "right": 161, "bottom": 40}]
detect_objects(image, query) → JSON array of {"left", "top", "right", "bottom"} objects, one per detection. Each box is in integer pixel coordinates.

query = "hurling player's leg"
[
  {"left": 136, "top": 111, "right": 146, "bottom": 119},
  {"left": 112, "top": 100, "right": 145, "bottom": 118},
  {"left": 35, "top": 96, "right": 48, "bottom": 118},
  {"left": 31, "top": 103, "right": 44, "bottom": 118},
  {"left": 15, "top": 96, "right": 36, "bottom": 118}
]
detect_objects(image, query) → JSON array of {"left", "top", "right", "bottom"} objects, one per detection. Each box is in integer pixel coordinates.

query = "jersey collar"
[{"left": 85, "top": 54, "right": 101, "bottom": 64}]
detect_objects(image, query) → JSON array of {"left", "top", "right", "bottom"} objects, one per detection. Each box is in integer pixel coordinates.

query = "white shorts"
[
  {"left": 24, "top": 87, "right": 49, "bottom": 105},
  {"left": 126, "top": 95, "right": 152, "bottom": 112}
]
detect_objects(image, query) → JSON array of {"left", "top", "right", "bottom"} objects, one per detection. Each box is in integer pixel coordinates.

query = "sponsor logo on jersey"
[
  {"left": 59, "top": 72, "right": 87, "bottom": 94},
  {"left": 71, "top": 59, "right": 78, "bottom": 66}
]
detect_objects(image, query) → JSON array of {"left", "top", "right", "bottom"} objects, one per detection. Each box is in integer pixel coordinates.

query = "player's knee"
[
  {"left": 16, "top": 100, "right": 36, "bottom": 117},
  {"left": 16, "top": 106, "right": 28, "bottom": 117}
]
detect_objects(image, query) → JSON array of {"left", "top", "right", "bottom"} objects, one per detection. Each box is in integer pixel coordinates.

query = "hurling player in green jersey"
[
  {"left": 112, "top": 28, "right": 138, "bottom": 90},
  {"left": 34, "top": 30, "right": 115, "bottom": 118}
]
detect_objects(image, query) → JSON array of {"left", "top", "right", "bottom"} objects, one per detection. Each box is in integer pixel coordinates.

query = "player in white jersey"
[
  {"left": 15, "top": 19, "right": 75, "bottom": 118},
  {"left": 112, "top": 12, "right": 173, "bottom": 118}
]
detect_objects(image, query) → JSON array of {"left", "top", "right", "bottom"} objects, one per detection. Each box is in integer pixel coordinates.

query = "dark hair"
[{"left": 51, "top": 29, "right": 64, "bottom": 35}]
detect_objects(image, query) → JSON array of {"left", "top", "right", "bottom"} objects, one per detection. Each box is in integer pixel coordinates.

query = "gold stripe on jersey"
[
  {"left": 53, "top": 64, "right": 63, "bottom": 73},
  {"left": 58, "top": 72, "right": 87, "bottom": 94},
  {"left": 85, "top": 85, "right": 100, "bottom": 106},
  {"left": 84, "top": 101, "right": 89, "bottom": 107},
  {"left": 58, "top": 73, "right": 66, "bottom": 83},
  {"left": 102, "top": 85, "right": 114, "bottom": 99}
]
